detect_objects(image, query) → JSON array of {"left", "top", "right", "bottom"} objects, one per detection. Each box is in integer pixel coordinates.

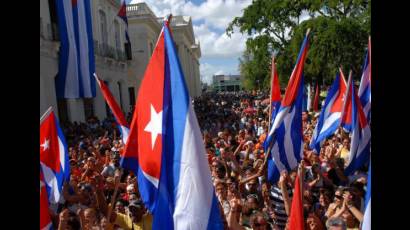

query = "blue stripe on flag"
[{"left": 55, "top": 0, "right": 70, "bottom": 98}]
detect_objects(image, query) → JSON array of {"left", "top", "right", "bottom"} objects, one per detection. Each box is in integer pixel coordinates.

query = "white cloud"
[
  {"left": 130, "top": 0, "right": 250, "bottom": 58},
  {"left": 131, "top": 0, "right": 252, "bottom": 30},
  {"left": 200, "top": 62, "right": 239, "bottom": 84},
  {"left": 200, "top": 63, "right": 222, "bottom": 84},
  {"left": 193, "top": 24, "right": 247, "bottom": 58},
  {"left": 129, "top": 1, "right": 250, "bottom": 81}
]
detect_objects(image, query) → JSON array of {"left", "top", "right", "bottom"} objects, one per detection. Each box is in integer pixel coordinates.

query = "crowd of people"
[{"left": 47, "top": 91, "right": 369, "bottom": 230}]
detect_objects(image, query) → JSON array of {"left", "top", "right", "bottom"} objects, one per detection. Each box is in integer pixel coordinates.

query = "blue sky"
[{"left": 128, "top": 0, "right": 253, "bottom": 84}]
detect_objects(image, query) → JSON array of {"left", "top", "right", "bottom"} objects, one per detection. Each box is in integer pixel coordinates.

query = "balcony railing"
[{"left": 93, "top": 40, "right": 126, "bottom": 62}]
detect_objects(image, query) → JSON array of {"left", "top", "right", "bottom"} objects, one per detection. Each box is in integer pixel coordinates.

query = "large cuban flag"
[
  {"left": 55, "top": 0, "right": 96, "bottom": 98},
  {"left": 358, "top": 36, "right": 371, "bottom": 123},
  {"left": 94, "top": 73, "right": 130, "bottom": 144},
  {"left": 266, "top": 30, "right": 310, "bottom": 183},
  {"left": 121, "top": 17, "right": 223, "bottom": 230},
  {"left": 309, "top": 70, "right": 347, "bottom": 153},
  {"left": 40, "top": 107, "right": 70, "bottom": 204},
  {"left": 340, "top": 73, "right": 371, "bottom": 175}
]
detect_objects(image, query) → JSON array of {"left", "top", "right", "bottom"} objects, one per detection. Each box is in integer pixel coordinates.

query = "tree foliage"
[{"left": 227, "top": 0, "right": 371, "bottom": 89}]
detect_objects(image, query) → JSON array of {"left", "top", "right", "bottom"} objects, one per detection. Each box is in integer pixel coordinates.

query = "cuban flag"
[
  {"left": 55, "top": 0, "right": 96, "bottom": 98},
  {"left": 40, "top": 169, "right": 53, "bottom": 230},
  {"left": 312, "top": 82, "right": 320, "bottom": 112},
  {"left": 94, "top": 73, "right": 130, "bottom": 144},
  {"left": 121, "top": 17, "right": 223, "bottom": 229},
  {"left": 118, "top": 0, "right": 131, "bottom": 44},
  {"left": 263, "top": 56, "right": 281, "bottom": 151},
  {"left": 358, "top": 37, "right": 371, "bottom": 123},
  {"left": 266, "top": 30, "right": 310, "bottom": 183},
  {"left": 362, "top": 162, "right": 371, "bottom": 230},
  {"left": 309, "top": 70, "right": 347, "bottom": 153},
  {"left": 340, "top": 73, "right": 371, "bottom": 175},
  {"left": 40, "top": 107, "right": 70, "bottom": 204}
]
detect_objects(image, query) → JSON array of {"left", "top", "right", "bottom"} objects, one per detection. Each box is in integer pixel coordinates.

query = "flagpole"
[
  {"left": 268, "top": 56, "right": 275, "bottom": 126},
  {"left": 40, "top": 106, "right": 53, "bottom": 124},
  {"left": 107, "top": 169, "right": 123, "bottom": 220}
]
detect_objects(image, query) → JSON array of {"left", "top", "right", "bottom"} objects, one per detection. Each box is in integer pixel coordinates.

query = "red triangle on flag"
[{"left": 288, "top": 172, "right": 304, "bottom": 230}]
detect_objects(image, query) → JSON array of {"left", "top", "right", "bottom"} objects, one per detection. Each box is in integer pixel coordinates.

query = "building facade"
[
  {"left": 212, "top": 74, "right": 243, "bottom": 92},
  {"left": 40, "top": 0, "right": 201, "bottom": 123},
  {"left": 126, "top": 3, "right": 202, "bottom": 98}
]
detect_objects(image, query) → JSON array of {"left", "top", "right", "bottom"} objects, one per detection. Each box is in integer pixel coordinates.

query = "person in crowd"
[{"left": 47, "top": 91, "right": 368, "bottom": 230}]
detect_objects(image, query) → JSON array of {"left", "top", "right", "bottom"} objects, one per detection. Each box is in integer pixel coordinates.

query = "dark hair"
[{"left": 67, "top": 212, "right": 81, "bottom": 230}]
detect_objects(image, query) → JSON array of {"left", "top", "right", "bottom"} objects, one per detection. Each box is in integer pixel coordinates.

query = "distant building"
[{"left": 212, "top": 74, "right": 243, "bottom": 92}]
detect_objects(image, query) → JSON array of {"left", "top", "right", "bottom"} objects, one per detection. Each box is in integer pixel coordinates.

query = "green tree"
[{"left": 227, "top": 0, "right": 370, "bottom": 89}]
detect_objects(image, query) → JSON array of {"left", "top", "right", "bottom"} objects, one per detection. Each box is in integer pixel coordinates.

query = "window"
[
  {"left": 48, "top": 0, "right": 59, "bottom": 40},
  {"left": 57, "top": 99, "right": 69, "bottom": 123},
  {"left": 83, "top": 98, "right": 95, "bottom": 119},
  {"left": 149, "top": 42, "right": 154, "bottom": 57},
  {"left": 128, "top": 87, "right": 136, "bottom": 107},
  {"left": 114, "top": 20, "right": 121, "bottom": 51},
  {"left": 125, "top": 43, "right": 132, "bottom": 60},
  {"left": 104, "top": 81, "right": 111, "bottom": 117},
  {"left": 99, "top": 10, "right": 107, "bottom": 53}
]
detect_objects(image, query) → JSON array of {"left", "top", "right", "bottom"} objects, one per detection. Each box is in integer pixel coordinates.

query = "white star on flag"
[
  {"left": 144, "top": 104, "right": 163, "bottom": 150},
  {"left": 41, "top": 139, "right": 50, "bottom": 151}
]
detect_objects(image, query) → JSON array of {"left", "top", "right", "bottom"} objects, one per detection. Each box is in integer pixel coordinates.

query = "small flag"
[
  {"left": 309, "top": 71, "right": 347, "bottom": 153},
  {"left": 358, "top": 36, "right": 371, "bottom": 123},
  {"left": 266, "top": 29, "right": 310, "bottom": 183},
  {"left": 288, "top": 172, "right": 304, "bottom": 230},
  {"left": 40, "top": 107, "right": 70, "bottom": 204},
  {"left": 94, "top": 73, "right": 129, "bottom": 144},
  {"left": 263, "top": 56, "right": 282, "bottom": 151},
  {"left": 118, "top": 0, "right": 131, "bottom": 44},
  {"left": 341, "top": 72, "right": 371, "bottom": 175}
]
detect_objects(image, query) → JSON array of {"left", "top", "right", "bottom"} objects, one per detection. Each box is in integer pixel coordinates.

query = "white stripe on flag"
[
  {"left": 348, "top": 123, "right": 360, "bottom": 166},
  {"left": 362, "top": 198, "right": 371, "bottom": 230},
  {"left": 62, "top": 0, "right": 79, "bottom": 98},
  {"left": 357, "top": 126, "right": 371, "bottom": 157},
  {"left": 41, "top": 163, "right": 61, "bottom": 204},
  {"left": 77, "top": 0, "right": 92, "bottom": 97},
  {"left": 173, "top": 103, "right": 214, "bottom": 230},
  {"left": 58, "top": 138, "right": 66, "bottom": 172},
  {"left": 272, "top": 142, "right": 287, "bottom": 173},
  {"left": 318, "top": 112, "right": 340, "bottom": 136},
  {"left": 282, "top": 107, "right": 298, "bottom": 169}
]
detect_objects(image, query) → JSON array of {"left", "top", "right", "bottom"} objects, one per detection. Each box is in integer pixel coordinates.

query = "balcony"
[
  {"left": 127, "top": 2, "right": 157, "bottom": 18},
  {"left": 93, "top": 40, "right": 126, "bottom": 62}
]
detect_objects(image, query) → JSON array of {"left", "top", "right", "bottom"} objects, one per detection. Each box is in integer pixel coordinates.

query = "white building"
[
  {"left": 212, "top": 74, "right": 243, "bottom": 92},
  {"left": 40, "top": 0, "right": 201, "bottom": 123},
  {"left": 126, "top": 2, "right": 202, "bottom": 98}
]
